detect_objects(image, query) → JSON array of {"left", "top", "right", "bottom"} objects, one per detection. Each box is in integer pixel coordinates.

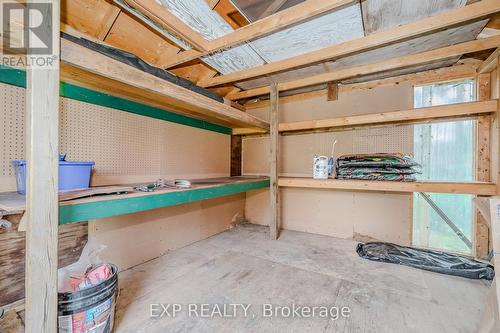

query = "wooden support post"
[
  {"left": 25, "top": 1, "right": 60, "bottom": 332},
  {"left": 475, "top": 73, "right": 492, "bottom": 258},
  {"left": 230, "top": 135, "right": 242, "bottom": 176},
  {"left": 327, "top": 82, "right": 339, "bottom": 101},
  {"left": 497, "top": 55, "right": 500, "bottom": 196},
  {"left": 270, "top": 83, "right": 280, "bottom": 240}
]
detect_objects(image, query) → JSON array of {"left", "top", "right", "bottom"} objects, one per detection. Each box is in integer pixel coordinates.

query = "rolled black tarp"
[{"left": 356, "top": 242, "right": 494, "bottom": 280}]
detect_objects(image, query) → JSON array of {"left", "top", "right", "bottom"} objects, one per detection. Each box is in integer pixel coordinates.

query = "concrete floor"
[{"left": 113, "top": 224, "right": 490, "bottom": 333}]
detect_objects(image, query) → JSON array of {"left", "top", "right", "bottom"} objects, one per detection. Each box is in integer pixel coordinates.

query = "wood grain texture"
[
  {"left": 269, "top": 83, "right": 280, "bottom": 240},
  {"left": 278, "top": 178, "right": 497, "bottom": 195},
  {"left": 228, "top": 35, "right": 500, "bottom": 99},
  {"left": 235, "top": 18, "right": 486, "bottom": 92},
  {"left": 279, "top": 100, "right": 497, "bottom": 132},
  {"left": 155, "top": 0, "right": 265, "bottom": 73},
  {"left": 0, "top": 215, "right": 88, "bottom": 308},
  {"left": 201, "top": 0, "right": 500, "bottom": 87},
  {"left": 161, "top": 0, "right": 358, "bottom": 68},
  {"left": 243, "top": 60, "right": 480, "bottom": 110},
  {"left": 124, "top": 0, "right": 209, "bottom": 51},
  {"left": 475, "top": 72, "right": 492, "bottom": 258},
  {"left": 59, "top": 38, "right": 269, "bottom": 129},
  {"left": 24, "top": 2, "right": 60, "bottom": 329},
  {"left": 103, "top": 11, "right": 181, "bottom": 67},
  {"left": 479, "top": 48, "right": 500, "bottom": 74}
]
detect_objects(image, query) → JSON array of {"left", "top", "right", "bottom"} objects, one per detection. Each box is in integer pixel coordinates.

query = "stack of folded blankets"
[{"left": 335, "top": 153, "right": 421, "bottom": 182}]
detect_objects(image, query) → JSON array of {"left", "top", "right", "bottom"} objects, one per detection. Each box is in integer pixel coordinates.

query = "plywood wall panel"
[
  {"left": 89, "top": 193, "right": 245, "bottom": 270},
  {"left": 0, "top": 214, "right": 88, "bottom": 307}
]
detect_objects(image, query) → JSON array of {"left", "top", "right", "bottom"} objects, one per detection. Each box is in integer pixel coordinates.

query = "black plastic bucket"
[{"left": 57, "top": 264, "right": 118, "bottom": 333}]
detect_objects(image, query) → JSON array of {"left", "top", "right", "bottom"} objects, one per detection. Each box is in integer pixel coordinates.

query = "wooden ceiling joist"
[
  {"left": 478, "top": 47, "right": 500, "bottom": 73},
  {"left": 242, "top": 60, "right": 481, "bottom": 110},
  {"left": 59, "top": 38, "right": 269, "bottom": 130},
  {"left": 200, "top": 0, "right": 500, "bottom": 88},
  {"left": 123, "top": 0, "right": 210, "bottom": 51},
  {"left": 227, "top": 35, "right": 500, "bottom": 100},
  {"left": 123, "top": 0, "right": 357, "bottom": 68},
  {"left": 206, "top": 0, "right": 357, "bottom": 50}
]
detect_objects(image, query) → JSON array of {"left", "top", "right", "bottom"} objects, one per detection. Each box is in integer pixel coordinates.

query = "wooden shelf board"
[
  {"left": 0, "top": 177, "right": 270, "bottom": 225},
  {"left": 34, "top": 38, "right": 269, "bottom": 130},
  {"left": 278, "top": 177, "right": 497, "bottom": 195},
  {"left": 279, "top": 100, "right": 498, "bottom": 133}
]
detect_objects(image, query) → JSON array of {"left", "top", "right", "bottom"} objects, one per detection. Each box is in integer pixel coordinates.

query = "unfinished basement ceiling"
[
  {"left": 236, "top": 19, "right": 488, "bottom": 90},
  {"left": 153, "top": 0, "right": 487, "bottom": 95}
]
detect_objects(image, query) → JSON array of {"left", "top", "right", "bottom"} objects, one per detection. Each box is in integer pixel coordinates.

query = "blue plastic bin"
[{"left": 11, "top": 159, "right": 95, "bottom": 194}]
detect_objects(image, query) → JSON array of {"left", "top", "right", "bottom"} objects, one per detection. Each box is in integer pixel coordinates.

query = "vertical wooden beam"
[
  {"left": 270, "top": 83, "right": 280, "bottom": 240},
  {"left": 475, "top": 73, "right": 491, "bottom": 258},
  {"left": 25, "top": 1, "right": 60, "bottom": 332},
  {"left": 230, "top": 135, "right": 242, "bottom": 176},
  {"left": 327, "top": 82, "right": 339, "bottom": 101},
  {"left": 497, "top": 55, "right": 500, "bottom": 196}
]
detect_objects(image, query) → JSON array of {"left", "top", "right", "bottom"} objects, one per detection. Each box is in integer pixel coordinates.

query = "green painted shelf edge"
[
  {"left": 59, "top": 179, "right": 270, "bottom": 224},
  {"left": 0, "top": 65, "right": 231, "bottom": 135}
]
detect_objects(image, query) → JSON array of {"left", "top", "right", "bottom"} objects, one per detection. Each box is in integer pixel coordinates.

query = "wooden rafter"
[
  {"left": 242, "top": 60, "right": 481, "bottom": 110},
  {"left": 226, "top": 35, "right": 500, "bottom": 100},
  {"left": 200, "top": 0, "right": 500, "bottom": 87},
  {"left": 208, "top": 0, "right": 356, "bottom": 51},
  {"left": 478, "top": 47, "right": 500, "bottom": 73},
  {"left": 123, "top": 0, "right": 210, "bottom": 51},
  {"left": 128, "top": 0, "right": 357, "bottom": 68}
]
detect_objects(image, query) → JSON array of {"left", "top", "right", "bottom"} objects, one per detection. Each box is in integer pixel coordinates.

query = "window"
[{"left": 412, "top": 80, "right": 475, "bottom": 254}]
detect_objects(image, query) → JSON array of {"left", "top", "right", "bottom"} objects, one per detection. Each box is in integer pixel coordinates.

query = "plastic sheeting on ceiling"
[
  {"left": 157, "top": 0, "right": 364, "bottom": 74},
  {"left": 158, "top": 0, "right": 265, "bottom": 73},
  {"left": 157, "top": 0, "right": 483, "bottom": 93}
]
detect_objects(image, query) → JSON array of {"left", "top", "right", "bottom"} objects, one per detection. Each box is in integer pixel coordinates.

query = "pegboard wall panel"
[
  {"left": 0, "top": 84, "right": 25, "bottom": 177},
  {"left": 60, "top": 98, "right": 162, "bottom": 176},
  {"left": 0, "top": 83, "right": 229, "bottom": 191},
  {"left": 243, "top": 125, "right": 413, "bottom": 177},
  {"left": 352, "top": 125, "right": 413, "bottom": 155}
]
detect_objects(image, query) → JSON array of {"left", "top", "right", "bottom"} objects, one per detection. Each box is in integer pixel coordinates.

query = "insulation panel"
[
  {"left": 158, "top": 0, "right": 265, "bottom": 73},
  {"left": 250, "top": 4, "right": 364, "bottom": 62},
  {"left": 362, "top": 0, "right": 467, "bottom": 34},
  {"left": 236, "top": 20, "right": 487, "bottom": 90}
]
